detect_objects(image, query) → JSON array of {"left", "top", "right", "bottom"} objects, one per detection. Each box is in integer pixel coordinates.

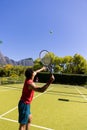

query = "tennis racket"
[{"left": 39, "top": 50, "right": 54, "bottom": 74}]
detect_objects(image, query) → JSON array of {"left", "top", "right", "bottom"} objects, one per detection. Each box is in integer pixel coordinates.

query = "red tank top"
[{"left": 20, "top": 79, "right": 34, "bottom": 104}]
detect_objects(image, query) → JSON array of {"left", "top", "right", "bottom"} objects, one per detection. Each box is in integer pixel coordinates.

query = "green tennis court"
[{"left": 0, "top": 83, "right": 87, "bottom": 130}]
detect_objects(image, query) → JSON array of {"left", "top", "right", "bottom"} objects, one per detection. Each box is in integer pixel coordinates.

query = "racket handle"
[
  {"left": 50, "top": 68, "right": 54, "bottom": 74},
  {"left": 48, "top": 65, "right": 54, "bottom": 74}
]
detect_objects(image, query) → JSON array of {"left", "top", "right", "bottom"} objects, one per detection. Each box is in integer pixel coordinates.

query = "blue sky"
[{"left": 0, "top": 0, "right": 87, "bottom": 61}]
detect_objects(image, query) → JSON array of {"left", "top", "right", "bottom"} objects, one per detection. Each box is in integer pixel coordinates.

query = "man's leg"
[
  {"left": 26, "top": 114, "right": 32, "bottom": 130},
  {"left": 19, "top": 124, "right": 26, "bottom": 130}
]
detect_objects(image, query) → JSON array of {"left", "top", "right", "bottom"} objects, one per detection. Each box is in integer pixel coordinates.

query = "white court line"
[
  {"left": 0, "top": 117, "right": 54, "bottom": 130},
  {"left": 0, "top": 90, "right": 10, "bottom": 92},
  {"left": 0, "top": 87, "right": 53, "bottom": 118},
  {"left": 0, "top": 86, "right": 19, "bottom": 90},
  {"left": 0, "top": 106, "right": 17, "bottom": 118},
  {"left": 74, "top": 87, "right": 87, "bottom": 100},
  {"left": 0, "top": 86, "right": 53, "bottom": 118},
  {"left": 0, "top": 86, "right": 54, "bottom": 130}
]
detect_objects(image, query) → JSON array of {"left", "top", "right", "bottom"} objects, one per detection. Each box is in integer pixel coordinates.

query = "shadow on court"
[
  {"left": 58, "top": 98, "right": 87, "bottom": 103},
  {"left": 46, "top": 90, "right": 87, "bottom": 103}
]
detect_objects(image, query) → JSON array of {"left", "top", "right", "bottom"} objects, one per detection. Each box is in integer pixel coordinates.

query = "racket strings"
[
  {"left": 40, "top": 52, "right": 51, "bottom": 66},
  {"left": 41, "top": 56, "right": 51, "bottom": 66},
  {"left": 39, "top": 50, "right": 54, "bottom": 73}
]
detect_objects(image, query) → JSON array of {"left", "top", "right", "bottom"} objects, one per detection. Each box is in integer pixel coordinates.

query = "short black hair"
[{"left": 25, "top": 68, "right": 34, "bottom": 79}]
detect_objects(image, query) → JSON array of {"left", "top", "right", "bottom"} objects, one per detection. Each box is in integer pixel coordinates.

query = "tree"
[
  {"left": 72, "top": 53, "right": 87, "bottom": 74},
  {"left": 33, "top": 58, "right": 42, "bottom": 70}
]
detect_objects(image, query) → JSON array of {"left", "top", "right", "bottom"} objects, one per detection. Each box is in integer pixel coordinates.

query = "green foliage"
[
  {"left": 0, "top": 77, "right": 8, "bottom": 84},
  {"left": 33, "top": 59, "right": 42, "bottom": 70},
  {"left": 0, "top": 76, "right": 24, "bottom": 84},
  {"left": 0, "top": 64, "right": 26, "bottom": 77},
  {"left": 36, "top": 73, "right": 87, "bottom": 85},
  {"left": 72, "top": 53, "right": 87, "bottom": 74},
  {"left": 0, "top": 53, "right": 86, "bottom": 75}
]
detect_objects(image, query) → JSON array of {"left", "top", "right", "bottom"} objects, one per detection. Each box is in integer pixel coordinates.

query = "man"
[{"left": 18, "top": 66, "right": 55, "bottom": 130}]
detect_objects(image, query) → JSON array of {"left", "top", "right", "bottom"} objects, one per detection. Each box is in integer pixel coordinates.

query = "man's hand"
[{"left": 41, "top": 66, "right": 47, "bottom": 71}]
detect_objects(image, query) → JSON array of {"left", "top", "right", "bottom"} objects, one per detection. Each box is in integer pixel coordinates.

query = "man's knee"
[{"left": 28, "top": 114, "right": 32, "bottom": 123}]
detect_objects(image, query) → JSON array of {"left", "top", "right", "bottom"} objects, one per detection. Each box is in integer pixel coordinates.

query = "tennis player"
[{"left": 18, "top": 66, "right": 55, "bottom": 130}]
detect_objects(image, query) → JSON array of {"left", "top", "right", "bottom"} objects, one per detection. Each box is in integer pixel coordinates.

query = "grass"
[{"left": 0, "top": 83, "right": 87, "bottom": 130}]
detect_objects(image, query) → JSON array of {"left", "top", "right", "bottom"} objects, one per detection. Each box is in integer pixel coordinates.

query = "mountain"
[{"left": 0, "top": 51, "right": 34, "bottom": 66}]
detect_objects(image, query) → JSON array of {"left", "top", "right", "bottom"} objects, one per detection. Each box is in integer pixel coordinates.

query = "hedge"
[
  {"left": 1, "top": 73, "right": 87, "bottom": 85},
  {"left": 36, "top": 73, "right": 87, "bottom": 85}
]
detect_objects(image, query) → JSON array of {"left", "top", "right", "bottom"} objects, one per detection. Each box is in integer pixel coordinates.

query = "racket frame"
[{"left": 39, "top": 50, "right": 54, "bottom": 73}]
